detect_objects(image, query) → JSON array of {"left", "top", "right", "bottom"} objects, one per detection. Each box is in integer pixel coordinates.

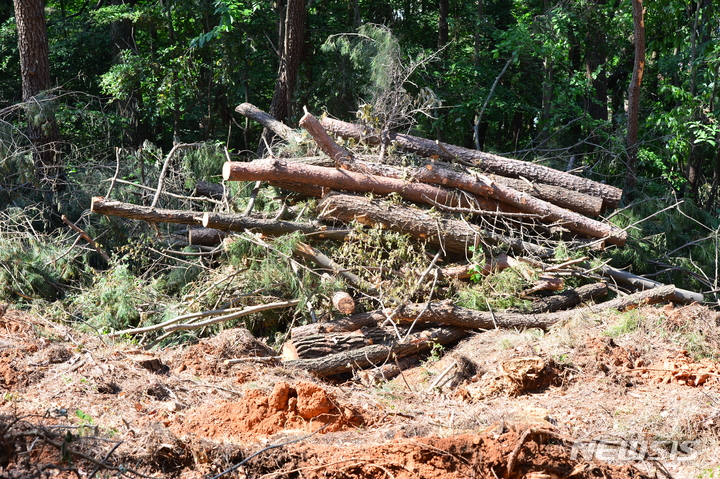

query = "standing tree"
[
  {"left": 626, "top": 0, "right": 645, "bottom": 192},
  {"left": 13, "top": 0, "right": 62, "bottom": 188}
]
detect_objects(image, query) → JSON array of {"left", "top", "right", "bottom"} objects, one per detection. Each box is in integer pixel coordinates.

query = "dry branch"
[
  {"left": 526, "top": 282, "right": 608, "bottom": 313},
  {"left": 320, "top": 117, "right": 623, "bottom": 209},
  {"left": 389, "top": 284, "right": 677, "bottom": 330},
  {"left": 318, "top": 192, "right": 553, "bottom": 257}
]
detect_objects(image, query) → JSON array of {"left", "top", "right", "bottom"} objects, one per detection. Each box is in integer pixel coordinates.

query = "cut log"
[
  {"left": 223, "top": 158, "right": 624, "bottom": 245},
  {"left": 289, "top": 311, "right": 386, "bottom": 339},
  {"left": 320, "top": 117, "right": 623, "bottom": 210},
  {"left": 223, "top": 158, "right": 504, "bottom": 211},
  {"left": 282, "top": 326, "right": 400, "bottom": 360},
  {"left": 596, "top": 264, "right": 704, "bottom": 303},
  {"left": 526, "top": 282, "right": 608, "bottom": 313},
  {"left": 318, "top": 192, "right": 554, "bottom": 257},
  {"left": 299, "top": 111, "right": 352, "bottom": 167},
  {"left": 283, "top": 325, "right": 467, "bottom": 377},
  {"left": 331, "top": 291, "right": 355, "bottom": 314},
  {"left": 389, "top": 284, "right": 678, "bottom": 331},
  {"left": 188, "top": 227, "right": 226, "bottom": 246},
  {"left": 235, "top": 102, "right": 297, "bottom": 140},
  {"left": 193, "top": 181, "right": 228, "bottom": 200}
]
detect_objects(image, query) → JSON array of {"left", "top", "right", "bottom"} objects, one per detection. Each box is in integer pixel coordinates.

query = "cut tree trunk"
[
  {"left": 388, "top": 284, "right": 677, "bottom": 331},
  {"left": 318, "top": 192, "right": 554, "bottom": 257},
  {"left": 235, "top": 102, "right": 297, "bottom": 141},
  {"left": 320, "top": 117, "right": 623, "bottom": 210},
  {"left": 300, "top": 110, "right": 606, "bottom": 219},
  {"left": 289, "top": 311, "right": 387, "bottom": 339},
  {"left": 223, "top": 158, "right": 500, "bottom": 211},
  {"left": 281, "top": 325, "right": 400, "bottom": 360},
  {"left": 526, "top": 282, "right": 608, "bottom": 313},
  {"left": 223, "top": 158, "right": 624, "bottom": 245},
  {"left": 188, "top": 227, "right": 227, "bottom": 246},
  {"left": 331, "top": 291, "right": 355, "bottom": 314},
  {"left": 596, "top": 264, "right": 703, "bottom": 303},
  {"left": 283, "top": 325, "right": 467, "bottom": 376}
]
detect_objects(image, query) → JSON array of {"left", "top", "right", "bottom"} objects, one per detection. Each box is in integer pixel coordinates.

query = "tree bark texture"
[
  {"left": 236, "top": 102, "right": 297, "bottom": 140},
  {"left": 526, "top": 282, "right": 608, "bottom": 314},
  {"left": 14, "top": 0, "right": 62, "bottom": 186},
  {"left": 268, "top": 0, "right": 307, "bottom": 125},
  {"left": 626, "top": 0, "right": 645, "bottom": 191},
  {"left": 318, "top": 192, "right": 553, "bottom": 257},
  {"left": 223, "top": 158, "right": 481, "bottom": 209},
  {"left": 320, "top": 117, "right": 623, "bottom": 210},
  {"left": 283, "top": 325, "right": 467, "bottom": 376},
  {"left": 390, "top": 284, "right": 677, "bottom": 331}
]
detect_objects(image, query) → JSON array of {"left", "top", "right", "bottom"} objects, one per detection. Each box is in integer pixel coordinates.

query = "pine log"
[
  {"left": 389, "top": 284, "right": 677, "bottom": 331},
  {"left": 526, "top": 282, "right": 608, "bottom": 313},
  {"left": 282, "top": 326, "right": 400, "bottom": 360},
  {"left": 223, "top": 158, "right": 625, "bottom": 245},
  {"left": 223, "top": 158, "right": 508, "bottom": 211},
  {"left": 596, "top": 264, "right": 704, "bottom": 303},
  {"left": 194, "top": 181, "right": 228, "bottom": 200},
  {"left": 283, "top": 325, "right": 468, "bottom": 376},
  {"left": 289, "top": 311, "right": 386, "bottom": 339},
  {"left": 320, "top": 117, "right": 623, "bottom": 210},
  {"left": 331, "top": 291, "right": 355, "bottom": 314},
  {"left": 235, "top": 102, "right": 296, "bottom": 140},
  {"left": 318, "top": 192, "right": 554, "bottom": 257},
  {"left": 188, "top": 227, "right": 227, "bottom": 246}
]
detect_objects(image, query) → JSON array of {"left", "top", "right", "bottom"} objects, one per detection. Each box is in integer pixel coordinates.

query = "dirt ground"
[{"left": 0, "top": 302, "right": 719, "bottom": 478}]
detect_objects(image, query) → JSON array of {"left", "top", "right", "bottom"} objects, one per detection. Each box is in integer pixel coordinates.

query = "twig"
[
  {"left": 208, "top": 423, "right": 330, "bottom": 479},
  {"left": 61, "top": 215, "right": 110, "bottom": 262},
  {"left": 108, "top": 305, "right": 249, "bottom": 337},
  {"left": 224, "top": 356, "right": 282, "bottom": 364},
  {"left": 164, "top": 300, "right": 300, "bottom": 331},
  {"left": 104, "top": 147, "right": 121, "bottom": 199},
  {"left": 151, "top": 142, "right": 202, "bottom": 208}
]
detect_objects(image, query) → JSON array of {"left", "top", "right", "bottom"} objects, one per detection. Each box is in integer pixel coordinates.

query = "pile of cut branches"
[{"left": 91, "top": 104, "right": 704, "bottom": 377}]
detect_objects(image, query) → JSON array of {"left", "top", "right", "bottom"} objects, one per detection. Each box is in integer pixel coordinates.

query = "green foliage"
[
  {"left": 604, "top": 310, "right": 642, "bottom": 337},
  {"left": 457, "top": 266, "right": 533, "bottom": 312}
]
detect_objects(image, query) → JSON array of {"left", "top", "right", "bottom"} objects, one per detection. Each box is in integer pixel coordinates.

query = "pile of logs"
[{"left": 90, "top": 103, "right": 704, "bottom": 378}]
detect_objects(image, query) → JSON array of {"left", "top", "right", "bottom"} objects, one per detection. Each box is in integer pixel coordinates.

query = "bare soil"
[{"left": 0, "top": 303, "right": 719, "bottom": 478}]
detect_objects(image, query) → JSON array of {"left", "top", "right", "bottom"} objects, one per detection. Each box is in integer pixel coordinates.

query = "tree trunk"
[
  {"left": 283, "top": 325, "right": 467, "bottom": 376},
  {"left": 320, "top": 117, "right": 623, "bottom": 209},
  {"left": 223, "top": 158, "right": 487, "bottom": 210},
  {"left": 13, "top": 0, "right": 63, "bottom": 188},
  {"left": 318, "top": 192, "right": 553, "bottom": 257},
  {"left": 265, "top": 0, "right": 307, "bottom": 143},
  {"left": 626, "top": 0, "right": 645, "bottom": 192},
  {"left": 526, "top": 282, "right": 608, "bottom": 313}
]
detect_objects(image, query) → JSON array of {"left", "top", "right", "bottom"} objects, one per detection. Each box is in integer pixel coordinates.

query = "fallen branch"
[
  {"left": 164, "top": 300, "right": 301, "bottom": 332},
  {"left": 61, "top": 215, "right": 110, "bottom": 262},
  {"left": 389, "top": 284, "right": 678, "bottom": 330}
]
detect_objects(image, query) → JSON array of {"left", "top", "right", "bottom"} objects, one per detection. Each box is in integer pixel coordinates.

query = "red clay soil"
[{"left": 0, "top": 307, "right": 671, "bottom": 478}]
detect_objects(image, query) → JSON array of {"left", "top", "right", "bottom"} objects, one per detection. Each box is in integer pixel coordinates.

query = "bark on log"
[
  {"left": 299, "top": 111, "right": 352, "bottom": 167},
  {"left": 224, "top": 158, "right": 624, "bottom": 245},
  {"left": 389, "top": 284, "right": 677, "bottom": 331},
  {"left": 223, "top": 158, "right": 497, "bottom": 210},
  {"left": 526, "top": 282, "right": 608, "bottom": 313},
  {"left": 597, "top": 264, "right": 704, "bottom": 303},
  {"left": 318, "top": 192, "right": 554, "bottom": 257},
  {"left": 188, "top": 227, "right": 227, "bottom": 246},
  {"left": 357, "top": 356, "right": 420, "bottom": 384},
  {"left": 235, "top": 102, "right": 297, "bottom": 140},
  {"left": 290, "top": 311, "right": 386, "bottom": 339},
  {"left": 282, "top": 326, "right": 400, "bottom": 360},
  {"left": 320, "top": 117, "right": 623, "bottom": 210},
  {"left": 283, "top": 325, "right": 467, "bottom": 376},
  {"left": 91, "top": 197, "right": 349, "bottom": 241},
  {"left": 193, "top": 181, "right": 228, "bottom": 200}
]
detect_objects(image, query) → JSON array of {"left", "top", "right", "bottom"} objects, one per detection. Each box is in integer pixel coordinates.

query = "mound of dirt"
[{"left": 177, "top": 380, "right": 363, "bottom": 440}]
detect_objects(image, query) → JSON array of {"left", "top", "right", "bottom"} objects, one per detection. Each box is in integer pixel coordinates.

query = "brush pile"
[{"left": 91, "top": 104, "right": 703, "bottom": 378}]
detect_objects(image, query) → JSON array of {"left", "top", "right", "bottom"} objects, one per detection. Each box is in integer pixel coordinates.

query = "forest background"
[{"left": 1, "top": 0, "right": 719, "bottom": 343}]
